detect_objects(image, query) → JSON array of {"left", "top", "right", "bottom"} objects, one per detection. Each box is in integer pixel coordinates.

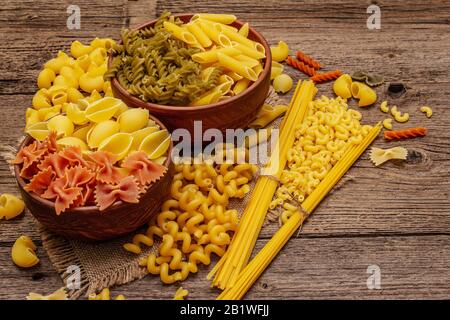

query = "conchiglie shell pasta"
[
  {"left": 37, "top": 68, "right": 56, "bottom": 89},
  {"left": 84, "top": 97, "right": 121, "bottom": 123},
  {"left": 87, "top": 120, "right": 120, "bottom": 148},
  {"left": 0, "top": 194, "right": 25, "bottom": 220},
  {"left": 148, "top": 135, "right": 171, "bottom": 159},
  {"left": 37, "top": 105, "right": 61, "bottom": 121},
  {"left": 25, "top": 108, "right": 41, "bottom": 128},
  {"left": 98, "top": 132, "right": 133, "bottom": 160},
  {"left": 47, "top": 115, "right": 74, "bottom": 137},
  {"left": 333, "top": 74, "right": 353, "bottom": 99},
  {"left": 131, "top": 126, "right": 160, "bottom": 151},
  {"left": 72, "top": 125, "right": 92, "bottom": 142},
  {"left": 26, "top": 122, "right": 50, "bottom": 141},
  {"left": 118, "top": 108, "right": 149, "bottom": 133},
  {"left": 139, "top": 130, "right": 169, "bottom": 158},
  {"left": 32, "top": 89, "right": 52, "bottom": 110},
  {"left": 57, "top": 137, "right": 88, "bottom": 151},
  {"left": 66, "top": 103, "right": 88, "bottom": 125}
]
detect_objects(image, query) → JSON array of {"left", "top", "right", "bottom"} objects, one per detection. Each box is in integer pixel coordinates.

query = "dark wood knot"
[
  {"left": 406, "top": 149, "right": 424, "bottom": 164},
  {"left": 31, "top": 272, "right": 45, "bottom": 281},
  {"left": 388, "top": 83, "right": 406, "bottom": 98}
]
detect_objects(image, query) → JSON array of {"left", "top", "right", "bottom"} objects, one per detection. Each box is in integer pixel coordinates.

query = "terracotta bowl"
[
  {"left": 110, "top": 14, "right": 272, "bottom": 136},
  {"left": 14, "top": 116, "right": 174, "bottom": 242}
]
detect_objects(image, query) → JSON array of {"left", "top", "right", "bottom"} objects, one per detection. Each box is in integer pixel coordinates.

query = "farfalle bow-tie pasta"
[{"left": 370, "top": 147, "right": 408, "bottom": 166}]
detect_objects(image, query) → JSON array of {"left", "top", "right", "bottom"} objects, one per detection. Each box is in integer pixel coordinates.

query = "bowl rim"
[
  {"left": 109, "top": 13, "right": 272, "bottom": 112},
  {"left": 14, "top": 113, "right": 173, "bottom": 213}
]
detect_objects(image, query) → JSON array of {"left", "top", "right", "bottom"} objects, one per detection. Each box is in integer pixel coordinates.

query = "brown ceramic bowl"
[
  {"left": 14, "top": 116, "right": 174, "bottom": 242},
  {"left": 110, "top": 14, "right": 272, "bottom": 136}
]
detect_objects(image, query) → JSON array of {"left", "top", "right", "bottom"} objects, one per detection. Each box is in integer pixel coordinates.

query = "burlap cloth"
[{"left": 2, "top": 88, "right": 287, "bottom": 299}]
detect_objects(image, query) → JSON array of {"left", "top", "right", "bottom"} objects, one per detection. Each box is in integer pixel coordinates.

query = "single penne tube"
[
  {"left": 219, "top": 74, "right": 235, "bottom": 85},
  {"left": 163, "top": 21, "right": 197, "bottom": 45},
  {"left": 198, "top": 19, "right": 223, "bottom": 44},
  {"left": 192, "top": 13, "right": 237, "bottom": 25},
  {"left": 234, "top": 55, "right": 260, "bottom": 68},
  {"left": 232, "top": 42, "right": 265, "bottom": 60},
  {"left": 217, "top": 53, "right": 258, "bottom": 81},
  {"left": 217, "top": 33, "right": 232, "bottom": 47},
  {"left": 254, "top": 42, "right": 266, "bottom": 55},
  {"left": 201, "top": 67, "right": 216, "bottom": 82},
  {"left": 220, "top": 27, "right": 256, "bottom": 49},
  {"left": 190, "top": 87, "right": 224, "bottom": 106},
  {"left": 192, "top": 47, "right": 241, "bottom": 64},
  {"left": 253, "top": 63, "right": 264, "bottom": 77},
  {"left": 226, "top": 71, "right": 243, "bottom": 81},
  {"left": 215, "top": 81, "right": 233, "bottom": 95},
  {"left": 233, "top": 78, "right": 251, "bottom": 95},
  {"left": 186, "top": 21, "right": 213, "bottom": 48},
  {"left": 212, "top": 22, "right": 239, "bottom": 34},
  {"left": 238, "top": 23, "right": 249, "bottom": 37}
]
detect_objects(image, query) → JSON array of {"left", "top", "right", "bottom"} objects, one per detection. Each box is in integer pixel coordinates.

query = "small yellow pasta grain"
[
  {"left": 383, "top": 118, "right": 393, "bottom": 130},
  {"left": 420, "top": 106, "right": 433, "bottom": 118},
  {"left": 11, "top": 236, "right": 39, "bottom": 268},
  {"left": 394, "top": 112, "right": 409, "bottom": 123},
  {"left": 380, "top": 101, "right": 389, "bottom": 113}
]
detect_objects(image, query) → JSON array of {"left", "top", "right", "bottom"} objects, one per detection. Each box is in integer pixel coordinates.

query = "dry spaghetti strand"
[
  {"left": 310, "top": 70, "right": 343, "bottom": 84},
  {"left": 285, "top": 56, "right": 317, "bottom": 77},
  {"left": 296, "top": 50, "right": 321, "bottom": 70},
  {"left": 384, "top": 127, "right": 427, "bottom": 141}
]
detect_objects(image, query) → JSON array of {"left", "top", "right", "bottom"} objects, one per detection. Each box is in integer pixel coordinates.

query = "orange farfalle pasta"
[
  {"left": 59, "top": 146, "right": 95, "bottom": 170},
  {"left": 42, "top": 166, "right": 94, "bottom": 214},
  {"left": 95, "top": 176, "right": 140, "bottom": 211},
  {"left": 285, "top": 56, "right": 317, "bottom": 77},
  {"left": 384, "top": 127, "right": 427, "bottom": 141},
  {"left": 25, "top": 166, "right": 55, "bottom": 196},
  {"left": 122, "top": 151, "right": 167, "bottom": 186},
  {"left": 88, "top": 151, "right": 123, "bottom": 184},
  {"left": 295, "top": 50, "right": 321, "bottom": 70},
  {"left": 38, "top": 152, "right": 70, "bottom": 178},
  {"left": 12, "top": 141, "right": 47, "bottom": 179},
  {"left": 311, "top": 70, "right": 342, "bottom": 84}
]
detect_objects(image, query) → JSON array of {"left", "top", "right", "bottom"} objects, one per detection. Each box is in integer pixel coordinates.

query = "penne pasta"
[
  {"left": 232, "top": 42, "right": 265, "bottom": 60},
  {"left": 232, "top": 78, "right": 251, "bottom": 95},
  {"left": 163, "top": 21, "right": 197, "bottom": 45},
  {"left": 238, "top": 23, "right": 249, "bottom": 37},
  {"left": 192, "top": 47, "right": 241, "bottom": 64},
  {"left": 186, "top": 21, "right": 213, "bottom": 48},
  {"left": 217, "top": 53, "right": 257, "bottom": 81},
  {"left": 234, "top": 55, "right": 260, "bottom": 68},
  {"left": 192, "top": 13, "right": 237, "bottom": 25}
]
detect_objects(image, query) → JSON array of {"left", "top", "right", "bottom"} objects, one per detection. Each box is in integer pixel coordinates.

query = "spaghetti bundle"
[
  {"left": 217, "top": 211, "right": 303, "bottom": 300},
  {"left": 216, "top": 122, "right": 382, "bottom": 300},
  {"left": 208, "top": 80, "right": 317, "bottom": 290}
]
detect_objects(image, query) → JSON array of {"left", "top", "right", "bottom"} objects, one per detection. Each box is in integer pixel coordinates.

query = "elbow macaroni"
[{"left": 420, "top": 106, "right": 433, "bottom": 118}]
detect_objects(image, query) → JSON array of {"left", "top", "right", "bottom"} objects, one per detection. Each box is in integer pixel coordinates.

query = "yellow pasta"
[
  {"left": 270, "top": 41, "right": 289, "bottom": 62},
  {"left": 232, "top": 42, "right": 265, "bottom": 60},
  {"left": 89, "top": 288, "right": 125, "bottom": 300},
  {"left": 37, "top": 68, "right": 56, "bottom": 89},
  {"left": 79, "top": 73, "right": 104, "bottom": 93},
  {"left": 217, "top": 52, "right": 257, "bottom": 81},
  {"left": 192, "top": 47, "right": 240, "bottom": 64},
  {"left": 197, "top": 19, "right": 230, "bottom": 47},
  {"left": 192, "top": 13, "right": 237, "bottom": 24},
  {"left": 173, "top": 287, "right": 189, "bottom": 300},
  {"left": 98, "top": 133, "right": 133, "bottom": 160},
  {"left": 238, "top": 23, "right": 249, "bottom": 37},
  {"left": 186, "top": 21, "right": 212, "bottom": 48},
  {"left": 351, "top": 81, "right": 377, "bottom": 107},
  {"left": 11, "top": 235, "right": 39, "bottom": 268},
  {"left": 70, "top": 40, "right": 93, "bottom": 58},
  {"left": 249, "top": 104, "right": 288, "bottom": 129},
  {"left": 420, "top": 106, "right": 433, "bottom": 118},
  {"left": 380, "top": 101, "right": 389, "bottom": 113},
  {"left": 0, "top": 194, "right": 25, "bottom": 220},
  {"left": 383, "top": 118, "right": 393, "bottom": 130},
  {"left": 332, "top": 74, "right": 352, "bottom": 99},
  {"left": 370, "top": 147, "right": 408, "bottom": 166},
  {"left": 47, "top": 115, "right": 74, "bottom": 137},
  {"left": 118, "top": 108, "right": 149, "bottom": 133},
  {"left": 232, "top": 78, "right": 251, "bottom": 95},
  {"left": 390, "top": 106, "right": 410, "bottom": 123},
  {"left": 273, "top": 74, "right": 293, "bottom": 93},
  {"left": 27, "top": 288, "right": 68, "bottom": 300}
]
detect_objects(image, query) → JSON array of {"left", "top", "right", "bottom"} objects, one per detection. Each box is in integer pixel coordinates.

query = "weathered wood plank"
[{"left": 1, "top": 235, "right": 449, "bottom": 299}]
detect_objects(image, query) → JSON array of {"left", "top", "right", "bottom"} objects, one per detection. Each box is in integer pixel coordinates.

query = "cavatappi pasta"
[
  {"left": 106, "top": 11, "right": 267, "bottom": 106},
  {"left": 123, "top": 159, "right": 258, "bottom": 284}
]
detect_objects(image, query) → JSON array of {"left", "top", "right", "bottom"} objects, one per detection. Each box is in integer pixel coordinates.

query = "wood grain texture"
[{"left": 1, "top": 0, "right": 450, "bottom": 299}]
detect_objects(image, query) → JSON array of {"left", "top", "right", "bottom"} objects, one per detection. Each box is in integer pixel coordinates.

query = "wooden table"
[{"left": 1, "top": 0, "right": 449, "bottom": 300}]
